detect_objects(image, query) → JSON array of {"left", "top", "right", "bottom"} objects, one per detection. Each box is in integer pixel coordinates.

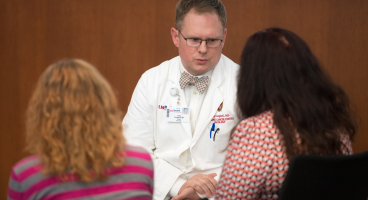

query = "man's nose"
[{"left": 198, "top": 41, "right": 208, "bottom": 54}]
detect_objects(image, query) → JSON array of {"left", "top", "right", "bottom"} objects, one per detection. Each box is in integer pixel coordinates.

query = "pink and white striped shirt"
[{"left": 7, "top": 145, "right": 153, "bottom": 200}]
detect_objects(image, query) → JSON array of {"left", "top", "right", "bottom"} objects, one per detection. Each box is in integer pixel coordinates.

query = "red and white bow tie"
[{"left": 179, "top": 71, "right": 209, "bottom": 94}]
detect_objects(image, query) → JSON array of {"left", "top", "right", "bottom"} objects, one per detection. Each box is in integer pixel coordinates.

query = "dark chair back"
[{"left": 278, "top": 150, "right": 368, "bottom": 200}]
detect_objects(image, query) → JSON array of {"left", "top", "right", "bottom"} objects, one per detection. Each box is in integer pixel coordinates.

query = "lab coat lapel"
[
  {"left": 168, "top": 60, "right": 192, "bottom": 139},
  {"left": 191, "top": 58, "right": 226, "bottom": 145}
]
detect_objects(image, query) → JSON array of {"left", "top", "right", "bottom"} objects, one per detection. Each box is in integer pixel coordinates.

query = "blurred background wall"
[{"left": 1, "top": 0, "right": 367, "bottom": 197}]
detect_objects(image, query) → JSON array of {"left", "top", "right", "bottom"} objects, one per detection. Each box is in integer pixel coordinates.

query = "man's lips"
[{"left": 195, "top": 58, "right": 208, "bottom": 64}]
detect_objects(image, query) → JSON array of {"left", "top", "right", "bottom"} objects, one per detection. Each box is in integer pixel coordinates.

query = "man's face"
[
  {"left": 171, "top": 9, "right": 227, "bottom": 76},
  {"left": 184, "top": 108, "right": 188, "bottom": 114}
]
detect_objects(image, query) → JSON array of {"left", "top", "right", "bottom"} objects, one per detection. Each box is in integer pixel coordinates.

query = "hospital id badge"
[{"left": 166, "top": 106, "right": 190, "bottom": 123}]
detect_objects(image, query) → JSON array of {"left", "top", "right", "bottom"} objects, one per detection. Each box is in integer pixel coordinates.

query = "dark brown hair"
[
  {"left": 237, "top": 28, "right": 356, "bottom": 158},
  {"left": 175, "top": 0, "right": 226, "bottom": 30}
]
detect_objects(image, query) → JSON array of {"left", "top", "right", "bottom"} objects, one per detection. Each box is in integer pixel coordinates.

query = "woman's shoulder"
[
  {"left": 12, "top": 155, "right": 41, "bottom": 174},
  {"left": 123, "top": 145, "right": 152, "bottom": 162},
  {"left": 237, "top": 111, "right": 275, "bottom": 132},
  {"left": 10, "top": 155, "right": 42, "bottom": 184},
  {"left": 234, "top": 110, "right": 281, "bottom": 143}
]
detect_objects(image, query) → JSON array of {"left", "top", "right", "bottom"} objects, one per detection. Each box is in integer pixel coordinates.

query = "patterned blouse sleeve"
[
  {"left": 215, "top": 112, "right": 288, "bottom": 200},
  {"left": 340, "top": 134, "right": 353, "bottom": 155},
  {"left": 215, "top": 117, "right": 265, "bottom": 199}
]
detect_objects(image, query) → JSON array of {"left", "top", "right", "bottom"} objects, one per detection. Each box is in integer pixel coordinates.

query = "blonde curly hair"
[{"left": 26, "top": 59, "right": 125, "bottom": 182}]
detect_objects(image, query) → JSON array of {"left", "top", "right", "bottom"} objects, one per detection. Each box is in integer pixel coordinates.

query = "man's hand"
[
  {"left": 177, "top": 173, "right": 217, "bottom": 198},
  {"left": 172, "top": 187, "right": 200, "bottom": 200}
]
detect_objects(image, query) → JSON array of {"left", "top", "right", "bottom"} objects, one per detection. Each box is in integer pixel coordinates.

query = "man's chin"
[{"left": 191, "top": 66, "right": 213, "bottom": 75}]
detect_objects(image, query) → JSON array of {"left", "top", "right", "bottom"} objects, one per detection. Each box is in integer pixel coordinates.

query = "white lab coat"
[{"left": 123, "top": 55, "right": 239, "bottom": 200}]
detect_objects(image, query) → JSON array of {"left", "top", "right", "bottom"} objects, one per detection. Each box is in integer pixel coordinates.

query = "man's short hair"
[{"left": 175, "top": 0, "right": 227, "bottom": 31}]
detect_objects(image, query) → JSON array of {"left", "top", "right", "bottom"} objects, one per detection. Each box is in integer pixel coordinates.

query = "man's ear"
[
  {"left": 221, "top": 28, "right": 227, "bottom": 48},
  {"left": 171, "top": 28, "right": 179, "bottom": 47}
]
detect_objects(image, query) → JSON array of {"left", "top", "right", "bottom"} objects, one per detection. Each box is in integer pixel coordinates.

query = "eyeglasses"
[{"left": 179, "top": 31, "right": 223, "bottom": 48}]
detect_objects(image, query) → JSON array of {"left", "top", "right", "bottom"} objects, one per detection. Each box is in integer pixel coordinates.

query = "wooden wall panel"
[
  {"left": 0, "top": 1, "right": 48, "bottom": 198},
  {"left": 1, "top": 0, "right": 367, "bottom": 197}
]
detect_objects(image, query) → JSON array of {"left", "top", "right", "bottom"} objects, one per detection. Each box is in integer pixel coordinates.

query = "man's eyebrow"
[
  {"left": 206, "top": 37, "right": 221, "bottom": 40},
  {"left": 188, "top": 36, "right": 222, "bottom": 40}
]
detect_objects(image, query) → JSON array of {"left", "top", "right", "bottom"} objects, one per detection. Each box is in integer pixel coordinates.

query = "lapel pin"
[{"left": 218, "top": 102, "right": 223, "bottom": 112}]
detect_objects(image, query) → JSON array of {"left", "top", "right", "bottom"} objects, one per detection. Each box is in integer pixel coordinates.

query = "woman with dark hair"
[
  {"left": 7, "top": 59, "right": 154, "bottom": 200},
  {"left": 215, "top": 28, "right": 356, "bottom": 199}
]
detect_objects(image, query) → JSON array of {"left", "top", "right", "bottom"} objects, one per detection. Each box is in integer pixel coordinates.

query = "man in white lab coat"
[{"left": 123, "top": 0, "right": 239, "bottom": 199}]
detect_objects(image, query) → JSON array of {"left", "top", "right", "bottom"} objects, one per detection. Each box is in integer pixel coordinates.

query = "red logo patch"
[{"left": 158, "top": 105, "right": 167, "bottom": 110}]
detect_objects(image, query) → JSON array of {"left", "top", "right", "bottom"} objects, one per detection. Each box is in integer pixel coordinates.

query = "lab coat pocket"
[{"left": 205, "top": 130, "right": 229, "bottom": 163}]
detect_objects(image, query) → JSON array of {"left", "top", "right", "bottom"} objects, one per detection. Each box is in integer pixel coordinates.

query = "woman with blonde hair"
[{"left": 7, "top": 59, "right": 153, "bottom": 200}]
